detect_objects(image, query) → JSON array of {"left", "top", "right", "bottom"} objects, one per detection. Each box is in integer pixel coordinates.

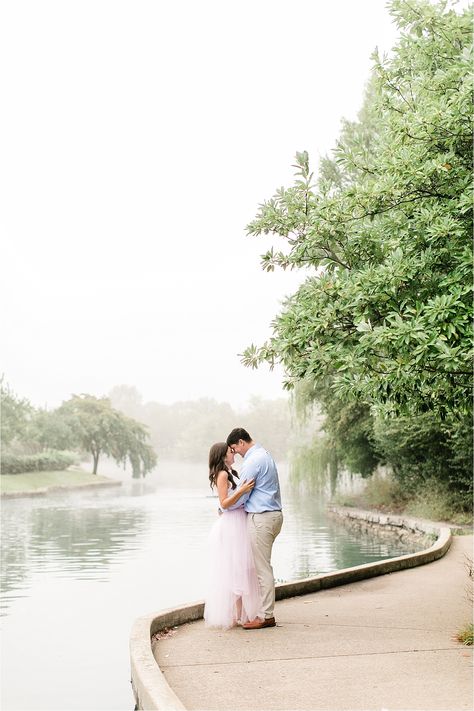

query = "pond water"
[{"left": 0, "top": 461, "right": 422, "bottom": 711}]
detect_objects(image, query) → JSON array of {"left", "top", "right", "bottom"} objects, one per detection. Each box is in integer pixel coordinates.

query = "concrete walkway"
[{"left": 154, "top": 535, "right": 473, "bottom": 711}]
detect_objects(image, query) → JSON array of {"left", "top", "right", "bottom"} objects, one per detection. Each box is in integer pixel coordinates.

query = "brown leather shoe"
[{"left": 242, "top": 617, "right": 276, "bottom": 629}]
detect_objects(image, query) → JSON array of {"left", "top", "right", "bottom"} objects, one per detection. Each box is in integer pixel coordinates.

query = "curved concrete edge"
[
  {"left": 130, "top": 602, "right": 204, "bottom": 711},
  {"left": 130, "top": 508, "right": 453, "bottom": 711},
  {"left": 276, "top": 508, "right": 452, "bottom": 599}
]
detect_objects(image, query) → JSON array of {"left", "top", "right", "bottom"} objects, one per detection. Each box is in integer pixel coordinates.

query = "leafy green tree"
[
  {"left": 241, "top": 0, "right": 473, "bottom": 506},
  {"left": 26, "top": 408, "right": 77, "bottom": 453},
  {"left": 243, "top": 0, "right": 472, "bottom": 418},
  {"left": 59, "top": 394, "right": 157, "bottom": 476},
  {"left": 290, "top": 377, "right": 380, "bottom": 482},
  {"left": 371, "top": 412, "right": 473, "bottom": 507}
]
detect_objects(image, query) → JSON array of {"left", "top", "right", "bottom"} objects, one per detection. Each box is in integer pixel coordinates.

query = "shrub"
[
  {"left": 1, "top": 450, "right": 78, "bottom": 475},
  {"left": 362, "top": 470, "right": 407, "bottom": 511},
  {"left": 372, "top": 414, "right": 473, "bottom": 512}
]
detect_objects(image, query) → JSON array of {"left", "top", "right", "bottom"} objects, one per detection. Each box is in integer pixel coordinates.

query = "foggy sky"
[{"left": 1, "top": 0, "right": 401, "bottom": 410}]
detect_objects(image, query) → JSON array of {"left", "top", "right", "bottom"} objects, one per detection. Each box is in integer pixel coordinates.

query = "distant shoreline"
[{"left": 0, "top": 469, "right": 122, "bottom": 499}]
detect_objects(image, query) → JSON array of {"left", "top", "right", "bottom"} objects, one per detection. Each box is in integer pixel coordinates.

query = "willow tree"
[
  {"left": 242, "top": 0, "right": 473, "bottom": 504},
  {"left": 59, "top": 394, "right": 157, "bottom": 477}
]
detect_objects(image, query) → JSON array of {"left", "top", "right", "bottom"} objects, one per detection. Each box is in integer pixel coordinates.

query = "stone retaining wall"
[
  {"left": 130, "top": 508, "right": 453, "bottom": 711},
  {"left": 328, "top": 505, "right": 435, "bottom": 548}
]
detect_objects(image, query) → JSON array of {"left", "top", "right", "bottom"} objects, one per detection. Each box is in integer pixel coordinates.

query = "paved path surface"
[{"left": 155, "top": 535, "right": 473, "bottom": 711}]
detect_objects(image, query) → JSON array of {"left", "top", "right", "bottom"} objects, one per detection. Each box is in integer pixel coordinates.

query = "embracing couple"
[{"left": 204, "top": 427, "right": 283, "bottom": 630}]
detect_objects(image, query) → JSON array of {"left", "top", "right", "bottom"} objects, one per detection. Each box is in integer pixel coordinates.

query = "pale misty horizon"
[{"left": 1, "top": 0, "right": 404, "bottom": 411}]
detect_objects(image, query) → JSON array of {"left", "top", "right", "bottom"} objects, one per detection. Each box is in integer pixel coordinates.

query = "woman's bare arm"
[{"left": 216, "top": 470, "right": 255, "bottom": 509}]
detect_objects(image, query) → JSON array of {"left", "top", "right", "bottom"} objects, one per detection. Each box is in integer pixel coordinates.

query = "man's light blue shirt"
[{"left": 231, "top": 443, "right": 282, "bottom": 513}]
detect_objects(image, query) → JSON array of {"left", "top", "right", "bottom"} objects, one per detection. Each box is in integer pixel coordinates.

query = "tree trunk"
[{"left": 92, "top": 451, "right": 100, "bottom": 475}]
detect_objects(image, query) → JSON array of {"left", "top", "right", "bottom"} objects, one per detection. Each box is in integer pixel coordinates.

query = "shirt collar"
[{"left": 243, "top": 443, "right": 260, "bottom": 460}]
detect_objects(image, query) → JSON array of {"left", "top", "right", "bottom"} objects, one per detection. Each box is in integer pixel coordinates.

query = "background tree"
[
  {"left": 59, "top": 394, "right": 157, "bottom": 477},
  {"left": 109, "top": 385, "right": 294, "bottom": 462},
  {"left": 242, "top": 0, "right": 473, "bottom": 508},
  {"left": 0, "top": 381, "right": 78, "bottom": 474},
  {"left": 26, "top": 408, "right": 77, "bottom": 453},
  {"left": 240, "top": 396, "right": 294, "bottom": 461},
  {"left": 0, "top": 377, "right": 32, "bottom": 451},
  {"left": 109, "top": 384, "right": 144, "bottom": 420}
]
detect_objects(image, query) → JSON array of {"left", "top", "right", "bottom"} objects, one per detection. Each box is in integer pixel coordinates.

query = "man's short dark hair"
[{"left": 226, "top": 428, "right": 251, "bottom": 446}]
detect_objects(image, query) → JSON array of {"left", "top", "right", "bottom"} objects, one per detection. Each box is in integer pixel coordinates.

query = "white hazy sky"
[{"left": 1, "top": 0, "right": 402, "bottom": 410}]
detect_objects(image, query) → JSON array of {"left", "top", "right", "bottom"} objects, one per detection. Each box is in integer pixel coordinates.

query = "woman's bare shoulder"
[{"left": 216, "top": 469, "right": 228, "bottom": 483}]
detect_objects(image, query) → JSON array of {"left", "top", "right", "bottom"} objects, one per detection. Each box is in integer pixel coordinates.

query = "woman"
[{"left": 204, "top": 442, "right": 262, "bottom": 629}]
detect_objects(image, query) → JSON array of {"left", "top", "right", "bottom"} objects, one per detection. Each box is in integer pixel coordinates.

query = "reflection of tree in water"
[
  {"left": 30, "top": 504, "right": 147, "bottom": 568},
  {"left": 1, "top": 497, "right": 147, "bottom": 615},
  {"left": 1, "top": 509, "right": 31, "bottom": 612},
  {"left": 327, "top": 514, "right": 424, "bottom": 572}
]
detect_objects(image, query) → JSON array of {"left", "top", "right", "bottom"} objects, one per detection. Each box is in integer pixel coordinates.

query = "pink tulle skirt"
[{"left": 204, "top": 506, "right": 262, "bottom": 629}]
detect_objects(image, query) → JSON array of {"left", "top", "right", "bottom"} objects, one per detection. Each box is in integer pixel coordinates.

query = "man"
[{"left": 226, "top": 427, "right": 283, "bottom": 629}]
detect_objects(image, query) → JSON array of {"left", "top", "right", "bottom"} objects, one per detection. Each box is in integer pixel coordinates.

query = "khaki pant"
[{"left": 247, "top": 510, "right": 283, "bottom": 619}]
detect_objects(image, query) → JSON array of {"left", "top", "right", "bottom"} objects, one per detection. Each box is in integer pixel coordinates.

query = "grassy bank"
[
  {"left": 334, "top": 471, "right": 472, "bottom": 527},
  {"left": 0, "top": 469, "right": 119, "bottom": 496}
]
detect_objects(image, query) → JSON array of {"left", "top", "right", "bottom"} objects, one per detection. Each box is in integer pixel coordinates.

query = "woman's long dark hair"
[{"left": 208, "top": 442, "right": 239, "bottom": 490}]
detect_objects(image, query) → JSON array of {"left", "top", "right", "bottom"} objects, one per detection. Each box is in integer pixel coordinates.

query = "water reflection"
[
  {"left": 277, "top": 490, "right": 419, "bottom": 582},
  {"left": 1, "top": 489, "right": 149, "bottom": 615}
]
